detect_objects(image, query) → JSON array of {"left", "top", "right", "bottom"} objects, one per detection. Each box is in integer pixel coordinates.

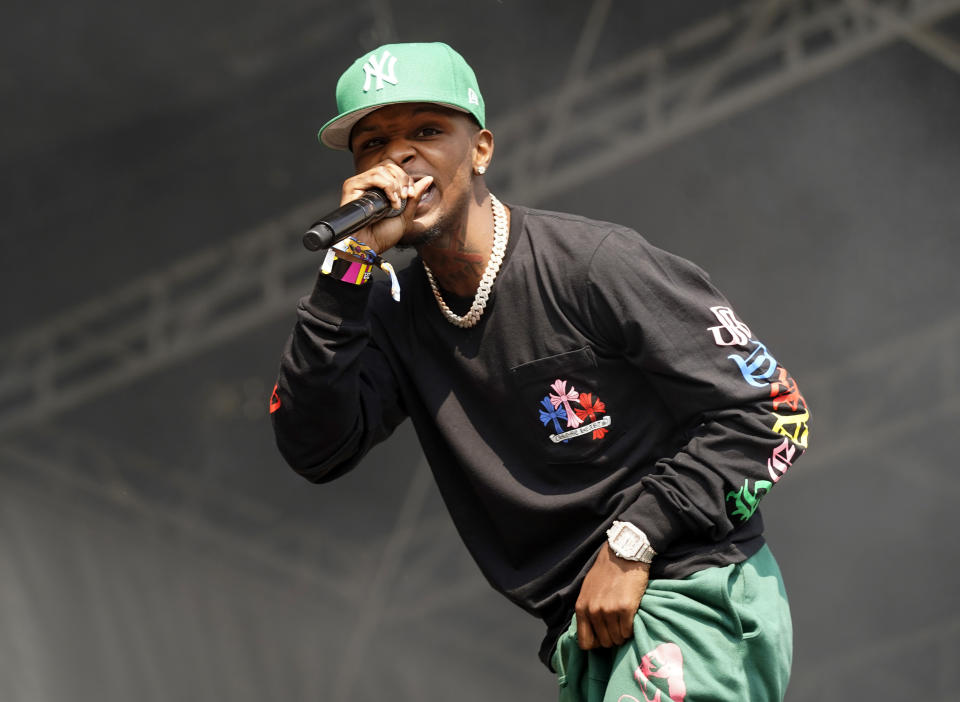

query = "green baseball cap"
[{"left": 318, "top": 42, "right": 486, "bottom": 151}]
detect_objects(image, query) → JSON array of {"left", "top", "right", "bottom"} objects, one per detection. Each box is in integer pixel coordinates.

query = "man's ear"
[{"left": 473, "top": 129, "right": 494, "bottom": 173}]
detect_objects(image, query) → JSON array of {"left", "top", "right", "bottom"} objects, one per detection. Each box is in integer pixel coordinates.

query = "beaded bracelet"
[{"left": 320, "top": 237, "right": 401, "bottom": 301}]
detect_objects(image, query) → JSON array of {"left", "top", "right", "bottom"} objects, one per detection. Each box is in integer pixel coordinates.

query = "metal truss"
[
  {"left": 0, "top": 200, "right": 320, "bottom": 435},
  {"left": 2, "top": 0, "right": 959, "bottom": 436},
  {"left": 494, "top": 0, "right": 960, "bottom": 203}
]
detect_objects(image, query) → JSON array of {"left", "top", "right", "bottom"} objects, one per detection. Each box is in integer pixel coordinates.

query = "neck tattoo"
[{"left": 423, "top": 193, "right": 508, "bottom": 329}]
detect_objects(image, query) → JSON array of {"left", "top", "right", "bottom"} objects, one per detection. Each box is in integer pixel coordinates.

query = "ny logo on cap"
[{"left": 362, "top": 50, "right": 398, "bottom": 92}]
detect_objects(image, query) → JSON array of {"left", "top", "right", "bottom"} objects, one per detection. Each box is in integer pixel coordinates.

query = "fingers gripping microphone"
[{"left": 302, "top": 189, "right": 406, "bottom": 251}]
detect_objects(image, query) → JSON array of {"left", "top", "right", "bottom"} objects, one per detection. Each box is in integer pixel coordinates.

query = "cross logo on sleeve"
[{"left": 707, "top": 306, "right": 752, "bottom": 347}]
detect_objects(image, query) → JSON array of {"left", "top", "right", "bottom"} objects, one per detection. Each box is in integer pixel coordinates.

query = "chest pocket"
[{"left": 510, "top": 346, "right": 615, "bottom": 464}]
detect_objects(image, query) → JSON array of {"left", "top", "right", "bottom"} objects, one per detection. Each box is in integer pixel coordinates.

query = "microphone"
[{"left": 302, "top": 189, "right": 406, "bottom": 251}]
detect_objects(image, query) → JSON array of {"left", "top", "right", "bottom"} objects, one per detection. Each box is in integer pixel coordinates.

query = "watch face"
[
  {"left": 614, "top": 527, "right": 643, "bottom": 557},
  {"left": 608, "top": 522, "right": 655, "bottom": 563},
  {"left": 617, "top": 529, "right": 643, "bottom": 556}
]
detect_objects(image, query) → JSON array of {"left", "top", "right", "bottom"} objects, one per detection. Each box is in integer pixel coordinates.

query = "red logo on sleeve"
[{"left": 269, "top": 383, "right": 281, "bottom": 414}]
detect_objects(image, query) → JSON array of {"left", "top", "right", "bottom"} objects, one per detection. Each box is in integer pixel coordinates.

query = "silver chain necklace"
[{"left": 423, "top": 193, "right": 508, "bottom": 329}]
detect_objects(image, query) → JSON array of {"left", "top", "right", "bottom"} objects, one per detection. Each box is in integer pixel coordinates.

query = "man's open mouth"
[{"left": 416, "top": 181, "right": 437, "bottom": 211}]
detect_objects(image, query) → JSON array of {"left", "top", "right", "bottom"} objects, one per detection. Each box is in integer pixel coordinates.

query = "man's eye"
[
  {"left": 360, "top": 137, "right": 385, "bottom": 150},
  {"left": 418, "top": 127, "right": 441, "bottom": 137}
]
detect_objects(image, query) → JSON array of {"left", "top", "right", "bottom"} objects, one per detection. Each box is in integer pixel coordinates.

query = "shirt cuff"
[
  {"left": 616, "top": 488, "right": 691, "bottom": 555},
  {"left": 303, "top": 268, "right": 373, "bottom": 321}
]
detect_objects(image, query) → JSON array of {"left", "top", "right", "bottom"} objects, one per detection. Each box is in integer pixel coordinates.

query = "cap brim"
[{"left": 318, "top": 101, "right": 472, "bottom": 151}]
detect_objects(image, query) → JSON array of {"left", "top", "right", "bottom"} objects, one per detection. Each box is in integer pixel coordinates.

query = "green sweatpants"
[{"left": 551, "top": 545, "right": 792, "bottom": 702}]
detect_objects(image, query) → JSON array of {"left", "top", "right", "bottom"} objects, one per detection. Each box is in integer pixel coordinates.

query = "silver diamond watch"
[{"left": 606, "top": 521, "right": 657, "bottom": 563}]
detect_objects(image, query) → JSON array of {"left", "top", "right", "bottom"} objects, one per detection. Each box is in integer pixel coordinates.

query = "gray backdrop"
[{"left": 2, "top": 1, "right": 959, "bottom": 700}]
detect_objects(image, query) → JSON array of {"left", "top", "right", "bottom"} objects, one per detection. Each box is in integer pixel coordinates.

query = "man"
[{"left": 271, "top": 41, "right": 809, "bottom": 701}]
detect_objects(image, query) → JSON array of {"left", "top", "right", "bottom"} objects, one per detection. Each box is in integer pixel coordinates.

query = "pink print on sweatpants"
[{"left": 630, "top": 642, "right": 686, "bottom": 702}]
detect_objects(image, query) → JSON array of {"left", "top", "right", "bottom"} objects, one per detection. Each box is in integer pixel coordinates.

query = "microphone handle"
[{"left": 302, "top": 190, "right": 402, "bottom": 251}]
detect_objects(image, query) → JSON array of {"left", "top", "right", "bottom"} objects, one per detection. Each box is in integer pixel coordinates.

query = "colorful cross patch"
[{"left": 537, "top": 378, "right": 611, "bottom": 444}]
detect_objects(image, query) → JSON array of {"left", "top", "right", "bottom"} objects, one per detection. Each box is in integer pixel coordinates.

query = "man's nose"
[{"left": 384, "top": 138, "right": 415, "bottom": 166}]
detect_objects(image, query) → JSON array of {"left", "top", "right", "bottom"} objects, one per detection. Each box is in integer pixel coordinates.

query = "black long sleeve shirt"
[{"left": 271, "top": 205, "right": 810, "bottom": 665}]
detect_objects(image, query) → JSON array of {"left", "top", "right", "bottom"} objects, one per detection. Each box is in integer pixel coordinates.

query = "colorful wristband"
[
  {"left": 339, "top": 259, "right": 374, "bottom": 284},
  {"left": 320, "top": 237, "right": 401, "bottom": 302}
]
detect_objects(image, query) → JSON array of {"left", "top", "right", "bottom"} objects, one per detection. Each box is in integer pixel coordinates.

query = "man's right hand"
[{"left": 340, "top": 161, "right": 433, "bottom": 255}]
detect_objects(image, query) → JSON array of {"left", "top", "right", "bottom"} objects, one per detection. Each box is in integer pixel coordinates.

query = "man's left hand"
[{"left": 574, "top": 543, "right": 650, "bottom": 650}]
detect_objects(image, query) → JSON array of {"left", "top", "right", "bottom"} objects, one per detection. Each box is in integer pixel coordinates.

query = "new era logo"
[{"left": 362, "top": 50, "right": 398, "bottom": 92}]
